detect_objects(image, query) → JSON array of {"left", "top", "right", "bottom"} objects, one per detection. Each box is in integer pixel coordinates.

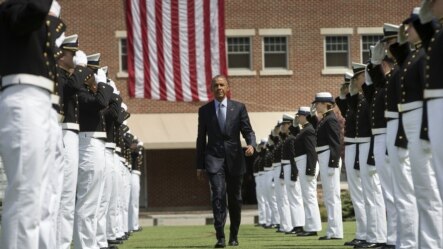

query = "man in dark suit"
[{"left": 196, "top": 75, "right": 256, "bottom": 248}]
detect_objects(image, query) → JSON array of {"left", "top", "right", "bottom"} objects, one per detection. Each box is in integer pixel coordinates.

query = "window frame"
[
  {"left": 320, "top": 28, "right": 353, "bottom": 75},
  {"left": 258, "top": 29, "right": 293, "bottom": 76},
  {"left": 225, "top": 29, "right": 256, "bottom": 76},
  {"left": 115, "top": 30, "right": 128, "bottom": 78}
]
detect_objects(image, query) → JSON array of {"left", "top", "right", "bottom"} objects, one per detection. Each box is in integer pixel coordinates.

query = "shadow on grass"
[{"left": 130, "top": 246, "right": 211, "bottom": 248}]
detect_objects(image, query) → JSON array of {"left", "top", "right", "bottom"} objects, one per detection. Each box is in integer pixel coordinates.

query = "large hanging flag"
[{"left": 124, "top": 0, "right": 227, "bottom": 101}]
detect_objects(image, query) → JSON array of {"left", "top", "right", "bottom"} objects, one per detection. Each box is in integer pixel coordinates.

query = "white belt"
[
  {"left": 2, "top": 74, "right": 54, "bottom": 92},
  {"left": 105, "top": 142, "right": 116, "bottom": 149},
  {"left": 132, "top": 170, "right": 141, "bottom": 176},
  {"left": 51, "top": 94, "right": 60, "bottom": 105},
  {"left": 315, "top": 145, "right": 329, "bottom": 152},
  {"left": 120, "top": 157, "right": 126, "bottom": 162},
  {"left": 424, "top": 89, "right": 443, "bottom": 99},
  {"left": 115, "top": 147, "right": 122, "bottom": 153},
  {"left": 79, "top": 131, "right": 107, "bottom": 139},
  {"left": 264, "top": 167, "right": 273, "bottom": 171},
  {"left": 355, "top": 137, "right": 371, "bottom": 143},
  {"left": 253, "top": 173, "right": 259, "bottom": 176},
  {"left": 272, "top": 162, "right": 281, "bottom": 167},
  {"left": 371, "top": 128, "right": 386, "bottom": 135},
  {"left": 258, "top": 172, "right": 265, "bottom": 176},
  {"left": 62, "top": 122, "right": 80, "bottom": 131},
  {"left": 281, "top": 160, "right": 290, "bottom": 164},
  {"left": 397, "top": 101, "right": 423, "bottom": 113},
  {"left": 385, "top": 111, "right": 399, "bottom": 119},
  {"left": 344, "top": 137, "right": 356, "bottom": 143}
]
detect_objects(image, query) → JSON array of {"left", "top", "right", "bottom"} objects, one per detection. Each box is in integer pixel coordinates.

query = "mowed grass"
[{"left": 119, "top": 222, "right": 356, "bottom": 248}]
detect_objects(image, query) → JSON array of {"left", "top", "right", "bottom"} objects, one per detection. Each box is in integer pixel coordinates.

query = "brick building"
[{"left": 57, "top": 0, "right": 417, "bottom": 210}]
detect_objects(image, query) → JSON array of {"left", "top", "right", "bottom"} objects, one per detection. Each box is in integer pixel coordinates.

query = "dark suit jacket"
[{"left": 196, "top": 99, "right": 256, "bottom": 176}]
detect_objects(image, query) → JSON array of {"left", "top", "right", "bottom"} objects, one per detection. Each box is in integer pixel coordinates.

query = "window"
[
  {"left": 325, "top": 36, "right": 349, "bottom": 68},
  {"left": 227, "top": 37, "right": 251, "bottom": 69},
  {"left": 119, "top": 38, "right": 128, "bottom": 72},
  {"left": 361, "top": 35, "right": 383, "bottom": 63},
  {"left": 263, "top": 36, "right": 287, "bottom": 68}
]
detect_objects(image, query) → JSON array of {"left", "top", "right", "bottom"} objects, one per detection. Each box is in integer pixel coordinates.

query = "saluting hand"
[{"left": 245, "top": 145, "right": 254, "bottom": 157}]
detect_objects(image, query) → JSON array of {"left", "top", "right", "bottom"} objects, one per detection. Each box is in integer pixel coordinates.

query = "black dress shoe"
[
  {"left": 318, "top": 236, "right": 342, "bottom": 240},
  {"left": 108, "top": 239, "right": 123, "bottom": 244},
  {"left": 344, "top": 239, "right": 366, "bottom": 246},
  {"left": 214, "top": 238, "right": 226, "bottom": 248},
  {"left": 108, "top": 246, "right": 119, "bottom": 249},
  {"left": 297, "top": 231, "right": 318, "bottom": 237},
  {"left": 381, "top": 245, "right": 395, "bottom": 249},
  {"left": 354, "top": 242, "right": 385, "bottom": 248},
  {"left": 228, "top": 240, "right": 239, "bottom": 246}
]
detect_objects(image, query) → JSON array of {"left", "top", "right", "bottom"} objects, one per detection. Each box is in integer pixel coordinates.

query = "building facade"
[{"left": 56, "top": 0, "right": 417, "bottom": 209}]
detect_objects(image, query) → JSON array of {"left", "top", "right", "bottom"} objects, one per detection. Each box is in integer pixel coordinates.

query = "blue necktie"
[{"left": 217, "top": 103, "right": 226, "bottom": 132}]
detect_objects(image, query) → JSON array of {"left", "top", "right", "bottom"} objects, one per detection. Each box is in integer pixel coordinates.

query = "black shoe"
[
  {"left": 228, "top": 240, "right": 239, "bottom": 246},
  {"left": 276, "top": 229, "right": 286, "bottom": 233},
  {"left": 108, "top": 246, "right": 119, "bottom": 249},
  {"left": 345, "top": 239, "right": 366, "bottom": 246},
  {"left": 354, "top": 242, "right": 385, "bottom": 248},
  {"left": 108, "top": 240, "right": 123, "bottom": 245},
  {"left": 381, "top": 245, "right": 395, "bottom": 249},
  {"left": 297, "top": 231, "right": 318, "bottom": 237},
  {"left": 214, "top": 238, "right": 226, "bottom": 248},
  {"left": 319, "top": 236, "right": 342, "bottom": 240},
  {"left": 116, "top": 235, "right": 127, "bottom": 241}
]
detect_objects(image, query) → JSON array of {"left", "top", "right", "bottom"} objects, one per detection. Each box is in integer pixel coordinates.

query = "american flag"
[{"left": 124, "top": 0, "right": 227, "bottom": 101}]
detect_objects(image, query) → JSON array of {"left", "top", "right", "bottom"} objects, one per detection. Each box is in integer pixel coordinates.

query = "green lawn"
[{"left": 119, "top": 222, "right": 356, "bottom": 248}]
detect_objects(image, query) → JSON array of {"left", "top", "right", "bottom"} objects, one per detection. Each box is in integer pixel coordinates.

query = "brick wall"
[{"left": 58, "top": 0, "right": 417, "bottom": 114}]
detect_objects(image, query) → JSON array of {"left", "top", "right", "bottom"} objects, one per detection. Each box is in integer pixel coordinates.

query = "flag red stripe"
[
  {"left": 203, "top": 0, "right": 212, "bottom": 100},
  {"left": 140, "top": 0, "right": 150, "bottom": 98},
  {"left": 171, "top": 0, "right": 183, "bottom": 101},
  {"left": 155, "top": 0, "right": 166, "bottom": 100},
  {"left": 218, "top": 0, "right": 227, "bottom": 77},
  {"left": 125, "top": 0, "right": 135, "bottom": 97},
  {"left": 187, "top": 0, "right": 199, "bottom": 101}
]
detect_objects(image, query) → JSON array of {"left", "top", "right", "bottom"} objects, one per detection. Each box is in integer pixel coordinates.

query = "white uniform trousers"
[
  {"left": 39, "top": 111, "right": 64, "bottom": 249},
  {"left": 373, "top": 134, "right": 397, "bottom": 246},
  {"left": 283, "top": 163, "right": 305, "bottom": 228},
  {"left": 428, "top": 98, "right": 443, "bottom": 202},
  {"left": 121, "top": 163, "right": 131, "bottom": 233},
  {"left": 295, "top": 155, "right": 322, "bottom": 232},
  {"left": 254, "top": 173, "right": 266, "bottom": 225},
  {"left": 106, "top": 151, "right": 119, "bottom": 240},
  {"left": 96, "top": 148, "right": 115, "bottom": 248},
  {"left": 129, "top": 170, "right": 141, "bottom": 231},
  {"left": 403, "top": 108, "right": 443, "bottom": 249},
  {"left": 358, "top": 142, "right": 387, "bottom": 243},
  {"left": 264, "top": 169, "right": 280, "bottom": 226},
  {"left": 73, "top": 134, "right": 106, "bottom": 249},
  {"left": 344, "top": 144, "right": 366, "bottom": 240},
  {"left": 272, "top": 163, "right": 292, "bottom": 232},
  {"left": 386, "top": 120, "right": 418, "bottom": 249},
  {"left": 0, "top": 86, "right": 52, "bottom": 249},
  {"left": 114, "top": 156, "right": 125, "bottom": 238},
  {"left": 318, "top": 150, "right": 343, "bottom": 238},
  {"left": 57, "top": 129, "right": 79, "bottom": 249}
]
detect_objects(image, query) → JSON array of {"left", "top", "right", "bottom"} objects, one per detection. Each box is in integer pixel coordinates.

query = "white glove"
[
  {"left": 349, "top": 78, "right": 359, "bottom": 96},
  {"left": 370, "top": 42, "right": 385, "bottom": 65},
  {"left": 94, "top": 68, "right": 107, "bottom": 84},
  {"left": 108, "top": 79, "right": 120, "bottom": 95},
  {"left": 419, "top": 0, "right": 434, "bottom": 24},
  {"left": 364, "top": 65, "right": 373, "bottom": 86},
  {"left": 422, "top": 140, "right": 432, "bottom": 154},
  {"left": 368, "top": 166, "right": 377, "bottom": 176},
  {"left": 398, "top": 24, "right": 408, "bottom": 45},
  {"left": 55, "top": 32, "right": 65, "bottom": 48},
  {"left": 73, "top": 50, "right": 87, "bottom": 67},
  {"left": 49, "top": 0, "right": 61, "bottom": 17},
  {"left": 355, "top": 169, "right": 360, "bottom": 178},
  {"left": 328, "top": 167, "right": 335, "bottom": 176}
]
